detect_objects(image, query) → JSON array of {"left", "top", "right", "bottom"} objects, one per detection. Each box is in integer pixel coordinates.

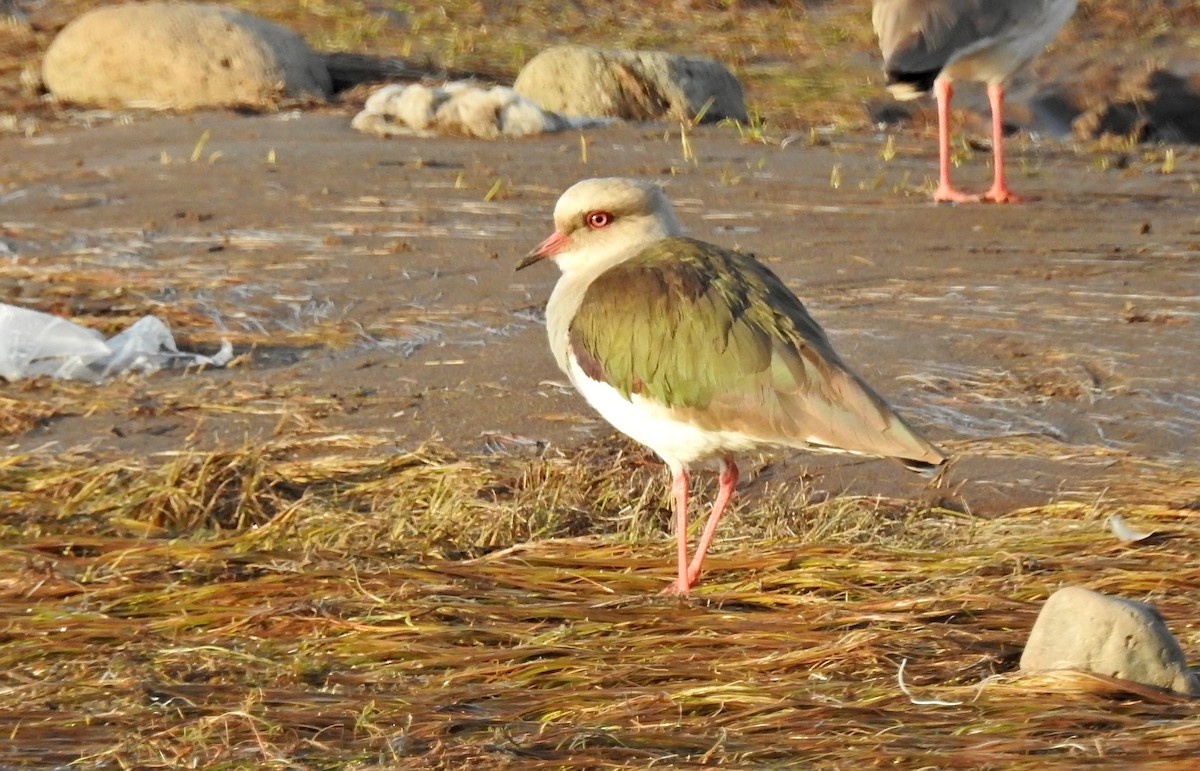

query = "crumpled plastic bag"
[{"left": 0, "top": 302, "right": 233, "bottom": 382}]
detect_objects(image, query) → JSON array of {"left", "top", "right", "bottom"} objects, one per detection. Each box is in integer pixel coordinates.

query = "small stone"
[{"left": 1021, "top": 586, "right": 1200, "bottom": 696}]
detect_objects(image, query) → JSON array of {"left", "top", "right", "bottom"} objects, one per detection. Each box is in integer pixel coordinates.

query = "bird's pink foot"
[
  {"left": 982, "top": 186, "right": 1030, "bottom": 204},
  {"left": 660, "top": 577, "right": 693, "bottom": 596},
  {"left": 933, "top": 185, "right": 982, "bottom": 204}
]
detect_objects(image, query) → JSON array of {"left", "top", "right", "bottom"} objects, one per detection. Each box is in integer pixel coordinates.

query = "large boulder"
[
  {"left": 1021, "top": 586, "right": 1200, "bottom": 696},
  {"left": 42, "top": 2, "right": 331, "bottom": 110},
  {"left": 514, "top": 45, "right": 746, "bottom": 124}
]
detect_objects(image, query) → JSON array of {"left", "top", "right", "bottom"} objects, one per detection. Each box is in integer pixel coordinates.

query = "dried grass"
[{"left": 3, "top": 435, "right": 1199, "bottom": 768}]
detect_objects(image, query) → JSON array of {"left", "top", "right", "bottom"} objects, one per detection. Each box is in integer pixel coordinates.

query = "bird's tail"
[{"left": 885, "top": 69, "right": 939, "bottom": 100}]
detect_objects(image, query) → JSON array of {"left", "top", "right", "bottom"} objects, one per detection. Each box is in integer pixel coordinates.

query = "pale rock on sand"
[
  {"left": 41, "top": 2, "right": 330, "bottom": 110},
  {"left": 1021, "top": 585, "right": 1200, "bottom": 696},
  {"left": 363, "top": 83, "right": 440, "bottom": 131},
  {"left": 514, "top": 45, "right": 747, "bottom": 124},
  {"left": 352, "top": 82, "right": 610, "bottom": 139}
]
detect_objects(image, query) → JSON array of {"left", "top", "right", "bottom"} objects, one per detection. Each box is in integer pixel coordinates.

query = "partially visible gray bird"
[{"left": 872, "top": 0, "right": 1077, "bottom": 203}]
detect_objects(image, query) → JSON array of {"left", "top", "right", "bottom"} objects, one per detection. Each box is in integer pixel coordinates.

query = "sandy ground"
[{"left": 2, "top": 111, "right": 1199, "bottom": 514}]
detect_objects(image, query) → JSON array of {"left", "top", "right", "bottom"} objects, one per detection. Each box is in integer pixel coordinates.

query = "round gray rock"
[
  {"left": 514, "top": 45, "right": 746, "bottom": 124},
  {"left": 42, "top": 2, "right": 331, "bottom": 110},
  {"left": 1020, "top": 585, "right": 1200, "bottom": 696}
]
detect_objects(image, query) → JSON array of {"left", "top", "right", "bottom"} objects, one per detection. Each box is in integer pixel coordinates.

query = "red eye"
[{"left": 586, "top": 211, "right": 613, "bottom": 229}]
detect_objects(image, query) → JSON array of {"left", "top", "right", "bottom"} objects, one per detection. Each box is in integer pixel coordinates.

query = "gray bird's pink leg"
[
  {"left": 933, "top": 80, "right": 981, "bottom": 204},
  {"left": 982, "top": 83, "right": 1025, "bottom": 203}
]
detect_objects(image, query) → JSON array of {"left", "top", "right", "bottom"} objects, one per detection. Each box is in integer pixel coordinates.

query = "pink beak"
[{"left": 516, "top": 230, "right": 570, "bottom": 271}]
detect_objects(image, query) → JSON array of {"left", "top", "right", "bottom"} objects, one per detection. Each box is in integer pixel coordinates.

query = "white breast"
[{"left": 566, "top": 352, "right": 761, "bottom": 473}]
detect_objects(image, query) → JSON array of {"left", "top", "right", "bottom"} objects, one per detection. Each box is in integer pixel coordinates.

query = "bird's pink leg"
[
  {"left": 661, "top": 467, "right": 693, "bottom": 596},
  {"left": 933, "top": 80, "right": 980, "bottom": 204},
  {"left": 982, "top": 83, "right": 1025, "bottom": 203},
  {"left": 685, "top": 457, "right": 738, "bottom": 587}
]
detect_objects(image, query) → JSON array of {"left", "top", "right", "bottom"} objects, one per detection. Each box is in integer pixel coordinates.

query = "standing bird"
[
  {"left": 872, "top": 0, "right": 1077, "bottom": 203},
  {"left": 517, "top": 178, "right": 945, "bottom": 595}
]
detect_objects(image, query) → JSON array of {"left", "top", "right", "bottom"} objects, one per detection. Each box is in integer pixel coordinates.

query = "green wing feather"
[{"left": 569, "top": 237, "right": 943, "bottom": 464}]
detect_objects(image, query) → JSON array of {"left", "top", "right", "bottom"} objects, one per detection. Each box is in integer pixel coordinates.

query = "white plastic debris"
[
  {"left": 0, "top": 302, "right": 233, "bottom": 382},
  {"left": 1107, "top": 513, "right": 1155, "bottom": 543}
]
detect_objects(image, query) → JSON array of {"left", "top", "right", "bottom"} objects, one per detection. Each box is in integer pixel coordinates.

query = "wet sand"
[{"left": 3, "top": 112, "right": 1198, "bottom": 513}]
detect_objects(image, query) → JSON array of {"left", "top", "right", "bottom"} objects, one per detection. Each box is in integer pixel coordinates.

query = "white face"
[{"left": 544, "top": 178, "right": 683, "bottom": 275}]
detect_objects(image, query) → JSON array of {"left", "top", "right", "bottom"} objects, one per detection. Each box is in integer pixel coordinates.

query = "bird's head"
[{"left": 517, "top": 178, "right": 682, "bottom": 275}]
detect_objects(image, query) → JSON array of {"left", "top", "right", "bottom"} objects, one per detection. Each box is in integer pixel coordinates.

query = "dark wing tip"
[{"left": 900, "top": 455, "right": 947, "bottom": 477}]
